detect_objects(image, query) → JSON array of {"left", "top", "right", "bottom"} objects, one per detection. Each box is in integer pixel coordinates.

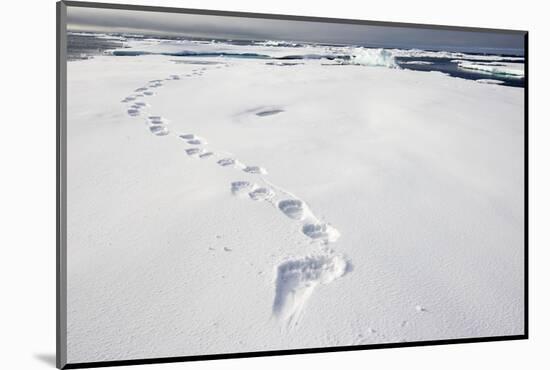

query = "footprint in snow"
[
  {"left": 231, "top": 181, "right": 257, "bottom": 195},
  {"left": 133, "top": 101, "right": 148, "bottom": 108},
  {"left": 147, "top": 117, "right": 169, "bottom": 137},
  {"left": 185, "top": 148, "right": 203, "bottom": 157},
  {"left": 178, "top": 134, "right": 206, "bottom": 145},
  {"left": 199, "top": 152, "right": 214, "bottom": 159},
  {"left": 149, "top": 125, "right": 169, "bottom": 136},
  {"left": 127, "top": 108, "right": 141, "bottom": 117},
  {"left": 217, "top": 158, "right": 237, "bottom": 167},
  {"left": 187, "top": 139, "right": 207, "bottom": 145},
  {"left": 249, "top": 187, "right": 274, "bottom": 201},
  {"left": 127, "top": 101, "right": 150, "bottom": 117},
  {"left": 179, "top": 134, "right": 196, "bottom": 140},
  {"left": 243, "top": 166, "right": 268, "bottom": 175},
  {"left": 273, "top": 253, "right": 348, "bottom": 326},
  {"left": 302, "top": 223, "right": 341, "bottom": 243},
  {"left": 278, "top": 199, "right": 308, "bottom": 221},
  {"left": 148, "top": 116, "right": 166, "bottom": 125}
]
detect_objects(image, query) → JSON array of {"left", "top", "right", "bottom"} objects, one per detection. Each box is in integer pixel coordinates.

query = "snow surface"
[
  {"left": 458, "top": 61, "right": 525, "bottom": 77},
  {"left": 476, "top": 79, "right": 506, "bottom": 85},
  {"left": 66, "top": 42, "right": 525, "bottom": 364}
]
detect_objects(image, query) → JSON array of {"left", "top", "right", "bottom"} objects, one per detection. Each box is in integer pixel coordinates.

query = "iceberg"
[{"left": 348, "top": 48, "right": 399, "bottom": 68}]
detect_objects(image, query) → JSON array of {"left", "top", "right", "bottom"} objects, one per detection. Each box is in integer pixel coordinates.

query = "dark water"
[
  {"left": 112, "top": 50, "right": 272, "bottom": 59},
  {"left": 67, "top": 34, "right": 124, "bottom": 61}
]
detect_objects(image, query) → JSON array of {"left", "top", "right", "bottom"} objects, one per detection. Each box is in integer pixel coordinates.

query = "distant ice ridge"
[
  {"left": 257, "top": 40, "right": 300, "bottom": 47},
  {"left": 392, "top": 48, "right": 524, "bottom": 62},
  {"left": 68, "top": 31, "right": 126, "bottom": 41},
  {"left": 348, "top": 48, "right": 399, "bottom": 68},
  {"left": 457, "top": 61, "right": 524, "bottom": 77},
  {"left": 401, "top": 61, "right": 434, "bottom": 65}
]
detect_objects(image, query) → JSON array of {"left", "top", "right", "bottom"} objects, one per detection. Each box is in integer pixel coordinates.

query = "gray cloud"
[{"left": 67, "top": 6, "right": 525, "bottom": 54}]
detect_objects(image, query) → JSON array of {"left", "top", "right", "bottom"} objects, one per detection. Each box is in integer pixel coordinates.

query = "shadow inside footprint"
[
  {"left": 249, "top": 187, "right": 274, "bottom": 201},
  {"left": 179, "top": 134, "right": 195, "bottom": 140},
  {"left": 149, "top": 125, "right": 169, "bottom": 136},
  {"left": 243, "top": 166, "right": 267, "bottom": 175},
  {"left": 278, "top": 199, "right": 306, "bottom": 220},
  {"left": 188, "top": 139, "right": 206, "bottom": 145},
  {"left": 127, "top": 108, "right": 140, "bottom": 116},
  {"left": 217, "top": 158, "right": 236, "bottom": 167},
  {"left": 302, "top": 223, "right": 341, "bottom": 243},
  {"left": 199, "top": 152, "right": 213, "bottom": 159},
  {"left": 231, "top": 181, "right": 256, "bottom": 195},
  {"left": 185, "top": 148, "right": 202, "bottom": 156}
]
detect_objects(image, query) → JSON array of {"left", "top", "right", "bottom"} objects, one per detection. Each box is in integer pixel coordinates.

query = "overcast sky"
[{"left": 67, "top": 6, "right": 524, "bottom": 54}]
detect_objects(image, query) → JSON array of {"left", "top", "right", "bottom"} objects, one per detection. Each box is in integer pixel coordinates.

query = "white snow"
[
  {"left": 400, "top": 61, "right": 434, "bottom": 65},
  {"left": 476, "top": 79, "right": 506, "bottom": 85},
  {"left": 66, "top": 39, "right": 525, "bottom": 364},
  {"left": 458, "top": 61, "right": 525, "bottom": 77}
]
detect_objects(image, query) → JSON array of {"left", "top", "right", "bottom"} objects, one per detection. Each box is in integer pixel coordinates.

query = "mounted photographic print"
[{"left": 56, "top": 1, "right": 528, "bottom": 368}]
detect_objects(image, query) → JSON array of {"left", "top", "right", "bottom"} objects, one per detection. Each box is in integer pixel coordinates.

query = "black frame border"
[{"left": 56, "top": 1, "right": 529, "bottom": 369}]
